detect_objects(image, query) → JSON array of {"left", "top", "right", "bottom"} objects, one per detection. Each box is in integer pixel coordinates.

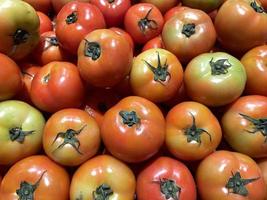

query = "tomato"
[
  {"left": 257, "top": 158, "right": 267, "bottom": 198},
  {"left": 101, "top": 96, "right": 165, "bottom": 163},
  {"left": 181, "top": 0, "right": 224, "bottom": 12},
  {"left": 163, "top": 5, "right": 187, "bottom": 21},
  {"left": 240, "top": 45, "right": 267, "bottom": 96},
  {"left": 0, "top": 100, "right": 45, "bottom": 165},
  {"left": 78, "top": 29, "right": 133, "bottom": 88},
  {"left": 33, "top": 31, "right": 70, "bottom": 65},
  {"left": 55, "top": 1, "right": 106, "bottom": 55},
  {"left": 30, "top": 61, "right": 85, "bottom": 113},
  {"left": 37, "top": 12, "right": 53, "bottom": 34},
  {"left": 90, "top": 0, "right": 131, "bottom": 27},
  {"left": 165, "top": 101, "right": 222, "bottom": 161},
  {"left": 162, "top": 8, "right": 216, "bottom": 64},
  {"left": 130, "top": 48, "right": 183, "bottom": 102},
  {"left": 196, "top": 150, "right": 266, "bottom": 200},
  {"left": 140, "top": 0, "right": 180, "bottom": 14},
  {"left": 23, "top": 0, "right": 52, "bottom": 14},
  {"left": 70, "top": 155, "right": 136, "bottom": 200},
  {"left": 215, "top": 0, "right": 267, "bottom": 55},
  {"left": 142, "top": 36, "right": 164, "bottom": 52},
  {"left": 259, "top": 0, "right": 267, "bottom": 9},
  {"left": 184, "top": 52, "right": 247, "bottom": 107},
  {"left": 0, "top": 53, "right": 22, "bottom": 101},
  {"left": 43, "top": 108, "right": 100, "bottom": 166},
  {"left": 124, "top": 3, "right": 164, "bottom": 44},
  {"left": 221, "top": 95, "right": 267, "bottom": 158},
  {"left": 0, "top": 0, "right": 40, "bottom": 60},
  {"left": 83, "top": 88, "right": 120, "bottom": 127},
  {"left": 51, "top": 0, "right": 90, "bottom": 13},
  {"left": 0, "top": 155, "right": 70, "bottom": 200},
  {"left": 137, "top": 157, "right": 196, "bottom": 200},
  {"left": 110, "top": 27, "right": 135, "bottom": 51}
]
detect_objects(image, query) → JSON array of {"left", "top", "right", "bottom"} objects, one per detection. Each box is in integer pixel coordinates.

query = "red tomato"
[
  {"left": 90, "top": 0, "right": 131, "bottom": 27},
  {"left": 30, "top": 61, "right": 85, "bottom": 113},
  {"left": 110, "top": 27, "right": 135, "bottom": 51},
  {"left": 259, "top": 0, "right": 267, "bottom": 9},
  {"left": 163, "top": 5, "right": 187, "bottom": 21},
  {"left": 51, "top": 0, "right": 90, "bottom": 13},
  {"left": 257, "top": 158, "right": 267, "bottom": 199},
  {"left": 33, "top": 31, "right": 70, "bottom": 65},
  {"left": 137, "top": 157, "right": 197, "bottom": 200},
  {"left": 70, "top": 155, "right": 136, "bottom": 200},
  {"left": 124, "top": 3, "right": 164, "bottom": 44},
  {"left": 55, "top": 1, "right": 106, "bottom": 54},
  {"left": 215, "top": 0, "right": 267, "bottom": 55},
  {"left": 23, "top": 0, "right": 52, "bottom": 14},
  {"left": 0, "top": 53, "right": 22, "bottom": 101},
  {"left": 77, "top": 29, "right": 133, "bottom": 88},
  {"left": 142, "top": 35, "right": 164, "bottom": 52},
  {"left": 37, "top": 12, "right": 53, "bottom": 34},
  {"left": 140, "top": 0, "right": 180, "bottom": 14},
  {"left": 197, "top": 150, "right": 266, "bottom": 200},
  {"left": 222, "top": 95, "right": 267, "bottom": 158},
  {"left": 101, "top": 96, "right": 165, "bottom": 163},
  {"left": 0, "top": 155, "right": 70, "bottom": 200},
  {"left": 241, "top": 45, "right": 267, "bottom": 96}
]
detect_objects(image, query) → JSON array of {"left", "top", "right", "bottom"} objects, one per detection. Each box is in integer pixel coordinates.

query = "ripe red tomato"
[
  {"left": 130, "top": 48, "right": 183, "bottom": 102},
  {"left": 162, "top": 7, "right": 216, "bottom": 64},
  {"left": 222, "top": 95, "right": 267, "bottom": 158},
  {"left": 30, "top": 61, "right": 85, "bottom": 113},
  {"left": 0, "top": 53, "right": 22, "bottom": 101},
  {"left": 70, "top": 155, "right": 136, "bottom": 200},
  {"left": 140, "top": 0, "right": 180, "bottom": 14},
  {"left": 137, "top": 156, "right": 197, "bottom": 200},
  {"left": 166, "top": 101, "right": 222, "bottom": 161},
  {"left": 51, "top": 0, "right": 90, "bottom": 13},
  {"left": 23, "top": 0, "right": 52, "bottom": 14},
  {"left": 43, "top": 108, "right": 101, "bottom": 166},
  {"left": 101, "top": 96, "right": 165, "bottom": 163},
  {"left": 90, "top": 0, "right": 131, "bottom": 27},
  {"left": 110, "top": 27, "right": 135, "bottom": 51},
  {"left": 124, "top": 3, "right": 164, "bottom": 44},
  {"left": 33, "top": 31, "right": 70, "bottom": 65},
  {"left": 163, "top": 5, "right": 187, "bottom": 21},
  {"left": 215, "top": 0, "right": 267, "bottom": 55},
  {"left": 55, "top": 1, "right": 106, "bottom": 54},
  {"left": 241, "top": 45, "right": 267, "bottom": 96},
  {"left": 197, "top": 150, "right": 266, "bottom": 200},
  {"left": 37, "top": 11, "right": 53, "bottom": 34},
  {"left": 257, "top": 158, "right": 267, "bottom": 198},
  {"left": 142, "top": 35, "right": 164, "bottom": 52},
  {"left": 0, "top": 155, "right": 70, "bottom": 200},
  {"left": 184, "top": 52, "right": 247, "bottom": 107},
  {"left": 77, "top": 29, "right": 133, "bottom": 88}
]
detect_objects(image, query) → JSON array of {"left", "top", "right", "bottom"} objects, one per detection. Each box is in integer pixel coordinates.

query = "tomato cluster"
[{"left": 1, "top": 0, "right": 267, "bottom": 199}]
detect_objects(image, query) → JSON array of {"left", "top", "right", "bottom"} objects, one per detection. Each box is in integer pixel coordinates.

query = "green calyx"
[
  {"left": 66, "top": 11, "right": 78, "bottom": 24},
  {"left": 9, "top": 127, "right": 35, "bottom": 143},
  {"left": 138, "top": 8, "right": 158, "bottom": 33},
  {"left": 182, "top": 23, "right": 196, "bottom": 38},
  {"left": 153, "top": 178, "right": 181, "bottom": 200},
  {"left": 119, "top": 110, "right": 141, "bottom": 127},
  {"left": 251, "top": 0, "right": 265, "bottom": 13},
  {"left": 92, "top": 184, "right": 113, "bottom": 200},
  {"left": 210, "top": 58, "right": 232, "bottom": 75},
  {"left": 83, "top": 40, "right": 101, "bottom": 61},
  {"left": 13, "top": 29, "right": 29, "bottom": 45}
]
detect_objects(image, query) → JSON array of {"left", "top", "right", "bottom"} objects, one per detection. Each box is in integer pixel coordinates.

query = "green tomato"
[
  {"left": 184, "top": 52, "right": 247, "bottom": 107},
  {"left": 0, "top": 100, "right": 45, "bottom": 165},
  {"left": 182, "top": 0, "right": 225, "bottom": 13},
  {"left": 0, "top": 0, "right": 40, "bottom": 60}
]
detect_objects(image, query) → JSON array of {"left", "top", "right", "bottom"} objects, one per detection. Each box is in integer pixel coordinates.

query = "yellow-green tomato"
[
  {"left": 0, "top": 100, "right": 45, "bottom": 165},
  {"left": 181, "top": 0, "right": 225, "bottom": 12},
  {"left": 0, "top": 0, "right": 40, "bottom": 60},
  {"left": 184, "top": 52, "right": 247, "bottom": 107}
]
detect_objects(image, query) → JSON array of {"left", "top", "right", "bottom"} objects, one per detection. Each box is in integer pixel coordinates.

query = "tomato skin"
[
  {"left": 163, "top": 5, "right": 188, "bottom": 21},
  {"left": 101, "top": 96, "right": 165, "bottom": 163},
  {"left": 30, "top": 61, "right": 85, "bottom": 113},
  {"left": 215, "top": 0, "right": 267, "bottom": 55},
  {"left": 23, "top": 0, "right": 52, "bottom": 14},
  {"left": 0, "top": 0, "right": 40, "bottom": 60},
  {"left": 0, "top": 100, "right": 45, "bottom": 165},
  {"left": 241, "top": 45, "right": 267, "bottom": 96},
  {"left": 221, "top": 95, "right": 267, "bottom": 158},
  {"left": 196, "top": 150, "right": 266, "bottom": 200},
  {"left": 37, "top": 12, "right": 53, "bottom": 34},
  {"left": 110, "top": 27, "right": 135, "bottom": 51},
  {"left": 78, "top": 29, "right": 133, "bottom": 88},
  {"left": 55, "top": 1, "right": 106, "bottom": 55},
  {"left": 0, "top": 53, "right": 23, "bottom": 101},
  {"left": 70, "top": 155, "right": 136, "bottom": 200},
  {"left": 257, "top": 158, "right": 267, "bottom": 198},
  {"left": 43, "top": 108, "right": 101, "bottom": 166},
  {"left": 51, "top": 0, "right": 90, "bottom": 13},
  {"left": 181, "top": 0, "right": 224, "bottom": 12},
  {"left": 90, "top": 0, "right": 131, "bottom": 27},
  {"left": 259, "top": 0, "right": 267, "bottom": 9},
  {"left": 33, "top": 31, "right": 70, "bottom": 65},
  {"left": 162, "top": 8, "right": 216, "bottom": 64},
  {"left": 137, "top": 157, "right": 197, "bottom": 200},
  {"left": 184, "top": 52, "right": 247, "bottom": 107},
  {"left": 130, "top": 48, "right": 183, "bottom": 103},
  {"left": 165, "top": 101, "right": 222, "bottom": 161},
  {"left": 0, "top": 155, "right": 70, "bottom": 200},
  {"left": 124, "top": 3, "right": 164, "bottom": 44},
  {"left": 142, "top": 36, "right": 164, "bottom": 52},
  {"left": 140, "top": 0, "right": 180, "bottom": 14}
]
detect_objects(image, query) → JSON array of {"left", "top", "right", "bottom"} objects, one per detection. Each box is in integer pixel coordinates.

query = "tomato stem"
[
  {"left": 182, "top": 23, "right": 196, "bottom": 38},
  {"left": 9, "top": 127, "right": 35, "bottom": 143},
  {"left": 251, "top": 1, "right": 265, "bottom": 13},
  {"left": 13, "top": 29, "right": 29, "bottom": 45},
  {"left": 65, "top": 11, "right": 78, "bottom": 24},
  {"left": 92, "top": 184, "right": 113, "bottom": 200},
  {"left": 108, "top": 0, "right": 115, "bottom": 3},
  {"left": 209, "top": 58, "right": 232, "bottom": 75},
  {"left": 83, "top": 40, "right": 101, "bottom": 61},
  {"left": 43, "top": 73, "right": 51, "bottom": 84},
  {"left": 138, "top": 8, "right": 158, "bottom": 33},
  {"left": 119, "top": 111, "right": 141, "bottom": 127},
  {"left": 153, "top": 178, "right": 181, "bottom": 200},
  {"left": 46, "top": 37, "right": 59, "bottom": 46}
]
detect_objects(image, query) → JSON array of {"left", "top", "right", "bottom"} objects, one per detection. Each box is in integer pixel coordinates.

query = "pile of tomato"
[{"left": 1, "top": 0, "right": 267, "bottom": 199}]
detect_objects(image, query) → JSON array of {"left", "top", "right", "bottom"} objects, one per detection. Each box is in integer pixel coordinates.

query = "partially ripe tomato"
[
  {"left": 37, "top": 12, "right": 53, "bottom": 34},
  {"left": 163, "top": 5, "right": 188, "bottom": 21}
]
